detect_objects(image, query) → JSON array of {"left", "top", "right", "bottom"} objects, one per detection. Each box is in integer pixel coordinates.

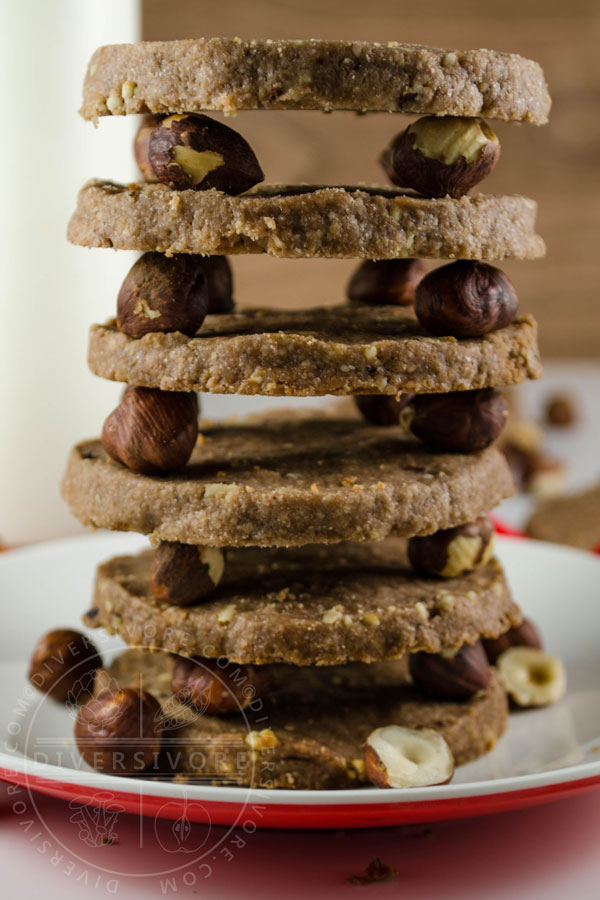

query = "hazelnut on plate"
[
  {"left": 409, "top": 642, "right": 492, "bottom": 700},
  {"left": 408, "top": 516, "right": 496, "bottom": 578},
  {"left": 346, "top": 259, "right": 426, "bottom": 306},
  {"left": 405, "top": 389, "right": 509, "bottom": 452},
  {"left": 149, "top": 542, "right": 225, "bottom": 606},
  {"left": 364, "top": 725, "right": 454, "bottom": 788},
  {"left": 28, "top": 629, "right": 102, "bottom": 703},
  {"left": 171, "top": 656, "right": 257, "bottom": 715},
  {"left": 380, "top": 115, "right": 500, "bottom": 198},
  {"left": 496, "top": 647, "right": 566, "bottom": 707}
]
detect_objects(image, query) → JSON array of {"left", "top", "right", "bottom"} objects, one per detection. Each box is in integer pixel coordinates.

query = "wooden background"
[{"left": 143, "top": 0, "right": 600, "bottom": 358}]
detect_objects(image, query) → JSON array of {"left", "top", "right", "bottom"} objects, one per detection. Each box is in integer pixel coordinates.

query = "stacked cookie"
[{"left": 53, "top": 39, "right": 566, "bottom": 789}]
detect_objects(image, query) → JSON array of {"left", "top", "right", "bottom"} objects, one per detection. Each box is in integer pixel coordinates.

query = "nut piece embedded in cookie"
[
  {"left": 364, "top": 725, "right": 454, "bottom": 788},
  {"left": 149, "top": 542, "right": 225, "bottom": 606},
  {"left": 147, "top": 113, "right": 264, "bottom": 194},
  {"left": 415, "top": 261, "right": 518, "bottom": 338},
  {"left": 347, "top": 259, "right": 426, "bottom": 306},
  {"left": 355, "top": 393, "right": 415, "bottom": 426},
  {"left": 380, "top": 116, "right": 500, "bottom": 198},
  {"left": 101, "top": 386, "right": 198, "bottom": 475},
  {"left": 496, "top": 647, "right": 566, "bottom": 707},
  {"left": 406, "top": 389, "right": 509, "bottom": 453},
  {"left": 408, "top": 516, "right": 496, "bottom": 578},
  {"left": 74, "top": 687, "right": 163, "bottom": 774},
  {"left": 171, "top": 656, "right": 257, "bottom": 715},
  {"left": 483, "top": 619, "right": 543, "bottom": 664},
  {"left": 28, "top": 629, "right": 102, "bottom": 703},
  {"left": 409, "top": 642, "right": 492, "bottom": 700}
]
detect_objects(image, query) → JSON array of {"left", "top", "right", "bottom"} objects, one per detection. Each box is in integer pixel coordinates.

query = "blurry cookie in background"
[{"left": 526, "top": 483, "right": 600, "bottom": 552}]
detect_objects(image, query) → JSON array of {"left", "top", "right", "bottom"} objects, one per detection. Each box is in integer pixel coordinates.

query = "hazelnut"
[
  {"left": 347, "top": 259, "right": 427, "bottom": 306},
  {"left": 101, "top": 386, "right": 198, "bottom": 475},
  {"left": 408, "top": 516, "right": 496, "bottom": 578},
  {"left": 147, "top": 113, "right": 264, "bottom": 194},
  {"left": 364, "top": 725, "right": 454, "bottom": 788},
  {"left": 28, "top": 629, "right": 102, "bottom": 703},
  {"left": 409, "top": 642, "right": 492, "bottom": 700},
  {"left": 74, "top": 687, "right": 163, "bottom": 775},
  {"left": 133, "top": 113, "right": 165, "bottom": 180},
  {"left": 545, "top": 393, "right": 578, "bottom": 428},
  {"left": 171, "top": 656, "right": 257, "bottom": 715},
  {"left": 406, "top": 389, "right": 509, "bottom": 452},
  {"left": 522, "top": 453, "right": 566, "bottom": 499},
  {"left": 149, "top": 542, "right": 225, "bottom": 606},
  {"left": 483, "top": 619, "right": 543, "bottom": 664},
  {"left": 496, "top": 647, "right": 566, "bottom": 707},
  {"left": 380, "top": 116, "right": 500, "bottom": 198},
  {"left": 355, "top": 393, "right": 415, "bottom": 426},
  {"left": 414, "top": 261, "right": 518, "bottom": 338},
  {"left": 201, "top": 256, "right": 235, "bottom": 314}
]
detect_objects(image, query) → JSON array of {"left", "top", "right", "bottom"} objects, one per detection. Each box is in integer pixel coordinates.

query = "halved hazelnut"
[
  {"left": 408, "top": 516, "right": 496, "bottom": 578},
  {"left": 149, "top": 542, "right": 225, "bottom": 606},
  {"left": 483, "top": 619, "right": 543, "bottom": 664},
  {"left": 380, "top": 116, "right": 500, "bottom": 198},
  {"left": 496, "top": 647, "right": 566, "bottom": 707},
  {"left": 347, "top": 259, "right": 427, "bottom": 306},
  {"left": 364, "top": 725, "right": 454, "bottom": 788}
]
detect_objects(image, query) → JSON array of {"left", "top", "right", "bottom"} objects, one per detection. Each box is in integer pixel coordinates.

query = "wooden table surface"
[{"left": 142, "top": 0, "right": 600, "bottom": 359}]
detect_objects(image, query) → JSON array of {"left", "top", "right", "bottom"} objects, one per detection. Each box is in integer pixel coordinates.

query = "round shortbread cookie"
[
  {"left": 86, "top": 540, "right": 520, "bottom": 666},
  {"left": 88, "top": 307, "right": 542, "bottom": 396},
  {"left": 94, "top": 648, "right": 509, "bottom": 788},
  {"left": 526, "top": 483, "right": 600, "bottom": 551},
  {"left": 80, "top": 38, "right": 550, "bottom": 124},
  {"left": 61, "top": 411, "right": 515, "bottom": 547},
  {"left": 67, "top": 182, "right": 545, "bottom": 261}
]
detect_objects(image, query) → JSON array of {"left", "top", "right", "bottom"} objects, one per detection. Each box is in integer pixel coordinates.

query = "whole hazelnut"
[
  {"left": 201, "top": 256, "right": 235, "bottom": 314},
  {"left": 364, "top": 725, "right": 454, "bottom": 788},
  {"left": 409, "top": 642, "right": 492, "bottom": 700},
  {"left": 347, "top": 259, "right": 427, "bottom": 306},
  {"left": 147, "top": 113, "right": 264, "bottom": 194},
  {"left": 149, "top": 542, "right": 225, "bottom": 606},
  {"left": 133, "top": 113, "right": 165, "bottom": 181},
  {"left": 101, "top": 386, "right": 198, "bottom": 476},
  {"left": 74, "top": 687, "right": 163, "bottom": 775},
  {"left": 380, "top": 116, "right": 500, "bottom": 198},
  {"left": 28, "top": 629, "right": 102, "bottom": 703},
  {"left": 483, "top": 619, "right": 543, "bottom": 664},
  {"left": 406, "top": 389, "right": 509, "bottom": 452},
  {"left": 545, "top": 393, "right": 578, "bottom": 428},
  {"left": 355, "top": 393, "right": 415, "bottom": 426},
  {"left": 414, "top": 261, "right": 518, "bottom": 338},
  {"left": 171, "top": 656, "right": 258, "bottom": 715},
  {"left": 407, "top": 516, "right": 496, "bottom": 578}
]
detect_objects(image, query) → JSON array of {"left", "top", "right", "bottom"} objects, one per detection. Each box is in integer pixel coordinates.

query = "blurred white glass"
[{"left": 0, "top": 0, "right": 141, "bottom": 543}]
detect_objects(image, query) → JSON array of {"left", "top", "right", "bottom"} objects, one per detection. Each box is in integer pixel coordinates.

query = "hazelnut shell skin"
[
  {"left": 101, "top": 386, "right": 199, "bottom": 476},
  {"left": 134, "top": 114, "right": 165, "bottom": 181},
  {"left": 409, "top": 389, "right": 508, "bottom": 452},
  {"left": 407, "top": 515, "right": 496, "bottom": 578},
  {"left": 171, "top": 656, "right": 256, "bottom": 715},
  {"left": 28, "top": 629, "right": 102, "bottom": 703},
  {"left": 149, "top": 542, "right": 221, "bottom": 606},
  {"left": 347, "top": 259, "right": 426, "bottom": 306},
  {"left": 483, "top": 619, "right": 543, "bottom": 664},
  {"left": 74, "top": 688, "right": 163, "bottom": 775},
  {"left": 409, "top": 642, "right": 492, "bottom": 700},
  {"left": 414, "top": 260, "right": 518, "bottom": 338},
  {"left": 148, "top": 113, "right": 264, "bottom": 194},
  {"left": 355, "top": 393, "right": 415, "bottom": 427}
]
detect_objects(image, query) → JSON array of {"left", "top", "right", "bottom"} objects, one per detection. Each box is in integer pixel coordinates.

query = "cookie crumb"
[{"left": 349, "top": 857, "right": 397, "bottom": 885}]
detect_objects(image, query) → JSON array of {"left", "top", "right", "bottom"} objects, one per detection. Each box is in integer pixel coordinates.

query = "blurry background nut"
[
  {"left": 74, "top": 687, "right": 163, "bottom": 775},
  {"left": 364, "top": 725, "right": 454, "bottom": 788},
  {"left": 414, "top": 261, "right": 518, "bottom": 337},
  {"left": 409, "top": 642, "right": 492, "bottom": 700},
  {"left": 355, "top": 393, "right": 415, "bottom": 426},
  {"left": 346, "top": 259, "right": 427, "bottom": 306},
  {"left": 496, "top": 647, "right": 566, "bottom": 707},
  {"left": 408, "top": 516, "right": 496, "bottom": 578},
  {"left": 380, "top": 115, "right": 500, "bottom": 198},
  {"left": 133, "top": 113, "right": 165, "bottom": 180},
  {"left": 407, "top": 389, "right": 509, "bottom": 453},
  {"left": 545, "top": 393, "right": 578, "bottom": 428},
  {"left": 483, "top": 619, "right": 543, "bottom": 664},
  {"left": 101, "top": 386, "right": 198, "bottom": 476},
  {"left": 147, "top": 113, "right": 264, "bottom": 194},
  {"left": 28, "top": 629, "right": 102, "bottom": 703},
  {"left": 149, "top": 542, "right": 225, "bottom": 606},
  {"left": 171, "top": 656, "right": 257, "bottom": 715}
]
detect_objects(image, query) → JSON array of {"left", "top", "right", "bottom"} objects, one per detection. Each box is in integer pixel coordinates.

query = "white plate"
[{"left": 1, "top": 532, "right": 599, "bottom": 829}]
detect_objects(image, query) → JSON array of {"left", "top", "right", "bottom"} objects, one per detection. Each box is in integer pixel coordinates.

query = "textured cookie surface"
[
  {"left": 81, "top": 38, "right": 550, "bottom": 124},
  {"left": 67, "top": 182, "right": 545, "bottom": 261},
  {"left": 526, "top": 483, "right": 600, "bottom": 551},
  {"left": 87, "top": 541, "right": 520, "bottom": 665},
  {"left": 95, "top": 648, "right": 508, "bottom": 788},
  {"left": 62, "top": 411, "right": 515, "bottom": 547},
  {"left": 88, "top": 307, "right": 542, "bottom": 396}
]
